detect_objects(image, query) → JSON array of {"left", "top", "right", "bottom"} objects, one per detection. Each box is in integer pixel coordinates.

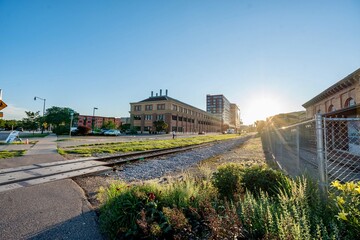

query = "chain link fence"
[{"left": 262, "top": 115, "right": 360, "bottom": 190}]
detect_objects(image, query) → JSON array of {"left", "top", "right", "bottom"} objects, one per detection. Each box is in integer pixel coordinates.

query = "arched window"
[
  {"left": 328, "top": 105, "right": 335, "bottom": 113},
  {"left": 344, "top": 98, "right": 356, "bottom": 108}
]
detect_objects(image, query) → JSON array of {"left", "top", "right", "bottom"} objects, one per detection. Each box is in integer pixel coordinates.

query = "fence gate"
[{"left": 324, "top": 117, "right": 360, "bottom": 183}]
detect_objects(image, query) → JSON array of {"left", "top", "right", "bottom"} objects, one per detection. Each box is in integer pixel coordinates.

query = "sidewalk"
[
  {"left": 0, "top": 134, "right": 65, "bottom": 170},
  {"left": 0, "top": 134, "right": 103, "bottom": 239}
]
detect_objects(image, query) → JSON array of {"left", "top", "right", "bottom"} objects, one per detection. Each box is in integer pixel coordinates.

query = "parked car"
[
  {"left": 16, "top": 127, "right": 24, "bottom": 132},
  {"left": 104, "top": 129, "right": 121, "bottom": 136}
]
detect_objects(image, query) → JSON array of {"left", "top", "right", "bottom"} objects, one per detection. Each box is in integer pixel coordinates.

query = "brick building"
[
  {"left": 302, "top": 68, "right": 360, "bottom": 118},
  {"left": 77, "top": 115, "right": 121, "bottom": 129},
  {"left": 130, "top": 90, "right": 221, "bottom": 133},
  {"left": 230, "top": 103, "right": 241, "bottom": 132}
]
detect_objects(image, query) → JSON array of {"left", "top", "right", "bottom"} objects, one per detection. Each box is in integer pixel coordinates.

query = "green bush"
[
  {"left": 212, "top": 163, "right": 245, "bottom": 199},
  {"left": 52, "top": 125, "right": 69, "bottom": 135},
  {"left": 241, "top": 165, "right": 289, "bottom": 197}
]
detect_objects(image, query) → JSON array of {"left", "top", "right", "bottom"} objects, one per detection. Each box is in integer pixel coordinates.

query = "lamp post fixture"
[
  {"left": 34, "top": 96, "right": 46, "bottom": 116},
  {"left": 92, "top": 107, "right": 98, "bottom": 132},
  {"left": 34, "top": 96, "right": 46, "bottom": 133},
  {"left": 69, "top": 111, "right": 74, "bottom": 138}
]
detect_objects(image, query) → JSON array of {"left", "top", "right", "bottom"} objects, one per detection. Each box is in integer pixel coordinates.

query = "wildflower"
[
  {"left": 355, "top": 186, "right": 360, "bottom": 195},
  {"left": 331, "top": 180, "right": 341, "bottom": 189},
  {"left": 148, "top": 192, "right": 156, "bottom": 201},
  {"left": 346, "top": 181, "right": 356, "bottom": 192},
  {"left": 336, "top": 196, "right": 345, "bottom": 205},
  {"left": 337, "top": 211, "right": 348, "bottom": 221}
]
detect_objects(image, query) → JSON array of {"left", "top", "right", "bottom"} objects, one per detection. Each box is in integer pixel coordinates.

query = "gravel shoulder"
[{"left": 74, "top": 134, "right": 266, "bottom": 209}]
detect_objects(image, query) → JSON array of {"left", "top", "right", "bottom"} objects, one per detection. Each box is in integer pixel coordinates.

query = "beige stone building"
[
  {"left": 130, "top": 90, "right": 221, "bottom": 133},
  {"left": 302, "top": 68, "right": 360, "bottom": 119}
]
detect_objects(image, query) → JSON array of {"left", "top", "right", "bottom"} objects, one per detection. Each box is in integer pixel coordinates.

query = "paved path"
[
  {"left": 24, "top": 134, "right": 59, "bottom": 155},
  {"left": 0, "top": 135, "right": 104, "bottom": 239}
]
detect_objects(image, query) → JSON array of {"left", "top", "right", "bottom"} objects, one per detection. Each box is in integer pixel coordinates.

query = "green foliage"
[
  {"left": 120, "top": 123, "right": 131, "bottom": 131},
  {"left": 331, "top": 180, "right": 360, "bottom": 237},
  {"left": 153, "top": 120, "right": 168, "bottom": 132},
  {"left": 22, "top": 111, "right": 40, "bottom": 132},
  {"left": 101, "top": 121, "right": 116, "bottom": 130},
  {"left": 52, "top": 125, "right": 69, "bottom": 135},
  {"left": 45, "top": 106, "right": 78, "bottom": 128},
  {"left": 62, "top": 134, "right": 240, "bottom": 156},
  {"left": 212, "top": 163, "right": 244, "bottom": 200},
  {"left": 241, "top": 165, "right": 290, "bottom": 197},
  {"left": 0, "top": 150, "right": 25, "bottom": 159}
]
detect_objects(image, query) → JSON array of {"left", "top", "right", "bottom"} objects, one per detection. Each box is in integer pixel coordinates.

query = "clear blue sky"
[{"left": 1, "top": 0, "right": 359, "bottom": 124}]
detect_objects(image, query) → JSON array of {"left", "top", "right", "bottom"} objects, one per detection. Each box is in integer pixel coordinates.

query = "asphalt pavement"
[{"left": 0, "top": 134, "right": 104, "bottom": 239}]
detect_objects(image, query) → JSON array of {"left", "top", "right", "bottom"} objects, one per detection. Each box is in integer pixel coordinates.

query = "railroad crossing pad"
[{"left": 0, "top": 157, "right": 112, "bottom": 193}]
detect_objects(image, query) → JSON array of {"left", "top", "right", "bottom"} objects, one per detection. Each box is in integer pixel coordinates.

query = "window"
[
  {"left": 157, "top": 114, "right": 165, "bottom": 120},
  {"left": 179, "top": 107, "right": 183, "bottom": 112},
  {"left": 328, "top": 105, "right": 335, "bottom": 113},
  {"left": 345, "top": 98, "right": 356, "bottom": 108},
  {"left": 172, "top": 115, "right": 177, "bottom": 121},
  {"left": 172, "top": 105, "right": 177, "bottom": 111},
  {"left": 145, "top": 105, "right": 153, "bottom": 111},
  {"left": 134, "top": 105, "right": 142, "bottom": 111},
  {"left": 157, "top": 104, "right": 165, "bottom": 110},
  {"left": 145, "top": 115, "right": 152, "bottom": 120},
  {"left": 178, "top": 117, "right": 183, "bottom": 121},
  {"left": 134, "top": 115, "right": 141, "bottom": 120}
]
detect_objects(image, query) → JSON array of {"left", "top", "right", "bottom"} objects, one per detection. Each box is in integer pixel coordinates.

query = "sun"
[{"left": 242, "top": 94, "right": 284, "bottom": 125}]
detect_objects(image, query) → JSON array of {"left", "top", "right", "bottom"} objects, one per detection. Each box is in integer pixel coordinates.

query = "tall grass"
[
  {"left": 59, "top": 134, "right": 240, "bottom": 156},
  {"left": 98, "top": 165, "right": 356, "bottom": 239}
]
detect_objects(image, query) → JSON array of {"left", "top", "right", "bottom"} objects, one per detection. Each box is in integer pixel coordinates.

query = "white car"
[{"left": 104, "top": 130, "right": 121, "bottom": 136}]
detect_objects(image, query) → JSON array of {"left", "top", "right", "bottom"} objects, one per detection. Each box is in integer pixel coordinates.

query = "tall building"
[
  {"left": 130, "top": 90, "right": 221, "bottom": 133},
  {"left": 206, "top": 94, "right": 232, "bottom": 131},
  {"left": 230, "top": 103, "right": 241, "bottom": 132}
]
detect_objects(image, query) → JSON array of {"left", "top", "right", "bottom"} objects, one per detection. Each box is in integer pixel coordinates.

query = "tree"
[
  {"left": 45, "top": 106, "right": 78, "bottom": 128},
  {"left": 120, "top": 123, "right": 131, "bottom": 132},
  {"left": 153, "top": 120, "right": 168, "bottom": 133},
  {"left": 22, "top": 111, "right": 40, "bottom": 134},
  {"left": 102, "top": 120, "right": 116, "bottom": 130},
  {"left": 45, "top": 106, "right": 78, "bottom": 135}
]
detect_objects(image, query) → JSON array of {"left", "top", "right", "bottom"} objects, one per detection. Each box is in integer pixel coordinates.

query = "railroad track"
[{"left": 0, "top": 142, "right": 216, "bottom": 193}]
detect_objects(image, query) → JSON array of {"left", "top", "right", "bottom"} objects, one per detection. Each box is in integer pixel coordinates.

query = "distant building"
[
  {"left": 77, "top": 115, "right": 121, "bottom": 129},
  {"left": 230, "top": 103, "right": 241, "bottom": 132},
  {"left": 302, "top": 68, "right": 360, "bottom": 118},
  {"left": 130, "top": 90, "right": 221, "bottom": 133},
  {"left": 266, "top": 111, "right": 306, "bottom": 128},
  {"left": 206, "top": 94, "right": 241, "bottom": 132},
  {"left": 121, "top": 117, "right": 131, "bottom": 124}
]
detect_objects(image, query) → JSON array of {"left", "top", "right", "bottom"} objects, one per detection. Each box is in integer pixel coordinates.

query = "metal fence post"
[
  {"left": 296, "top": 126, "right": 300, "bottom": 172},
  {"left": 315, "top": 114, "right": 327, "bottom": 198}
]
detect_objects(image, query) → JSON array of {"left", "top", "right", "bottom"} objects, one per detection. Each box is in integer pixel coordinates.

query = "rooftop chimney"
[
  {"left": 160, "top": 89, "right": 162, "bottom": 96},
  {"left": 165, "top": 89, "right": 168, "bottom": 96},
  {"left": 151, "top": 91, "right": 154, "bottom": 97}
]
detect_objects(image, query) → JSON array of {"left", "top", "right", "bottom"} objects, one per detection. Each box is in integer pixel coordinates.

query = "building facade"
[
  {"left": 302, "top": 68, "right": 360, "bottom": 119},
  {"left": 77, "top": 115, "right": 122, "bottom": 129},
  {"left": 206, "top": 94, "right": 231, "bottom": 131},
  {"left": 230, "top": 103, "right": 241, "bottom": 132},
  {"left": 130, "top": 90, "right": 221, "bottom": 133},
  {"left": 206, "top": 94, "right": 241, "bottom": 132}
]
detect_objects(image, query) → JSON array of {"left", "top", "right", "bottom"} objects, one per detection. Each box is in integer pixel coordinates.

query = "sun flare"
[{"left": 242, "top": 95, "right": 284, "bottom": 124}]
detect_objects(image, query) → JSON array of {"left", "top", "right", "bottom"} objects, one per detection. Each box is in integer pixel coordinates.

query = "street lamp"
[
  {"left": 69, "top": 111, "right": 74, "bottom": 138},
  {"left": 34, "top": 96, "right": 46, "bottom": 116},
  {"left": 34, "top": 96, "right": 46, "bottom": 133},
  {"left": 92, "top": 107, "right": 98, "bottom": 131}
]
